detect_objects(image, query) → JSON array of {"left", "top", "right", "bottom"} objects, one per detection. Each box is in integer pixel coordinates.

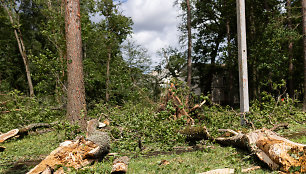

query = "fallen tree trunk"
[
  {"left": 27, "top": 137, "right": 99, "bottom": 174},
  {"left": 216, "top": 128, "right": 306, "bottom": 173},
  {"left": 0, "top": 122, "right": 57, "bottom": 143}
]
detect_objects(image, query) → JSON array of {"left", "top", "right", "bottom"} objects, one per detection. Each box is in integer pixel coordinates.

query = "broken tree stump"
[
  {"left": 27, "top": 137, "right": 99, "bottom": 174},
  {"left": 216, "top": 128, "right": 306, "bottom": 173}
]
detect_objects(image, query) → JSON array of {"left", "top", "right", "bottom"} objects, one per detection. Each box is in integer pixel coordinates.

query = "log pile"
[{"left": 216, "top": 128, "right": 306, "bottom": 173}]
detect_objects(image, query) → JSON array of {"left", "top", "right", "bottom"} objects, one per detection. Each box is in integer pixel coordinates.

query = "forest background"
[{"left": 0, "top": 0, "right": 305, "bottom": 173}]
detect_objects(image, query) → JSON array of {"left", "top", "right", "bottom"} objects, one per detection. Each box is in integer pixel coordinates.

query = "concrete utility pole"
[{"left": 236, "top": 0, "right": 249, "bottom": 123}]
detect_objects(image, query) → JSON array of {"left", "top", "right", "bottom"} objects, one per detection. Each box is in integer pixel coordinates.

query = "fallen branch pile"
[{"left": 160, "top": 83, "right": 206, "bottom": 125}]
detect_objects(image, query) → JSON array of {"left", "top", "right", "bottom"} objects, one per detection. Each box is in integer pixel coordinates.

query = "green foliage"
[
  {"left": 88, "top": 102, "right": 186, "bottom": 152},
  {"left": 0, "top": 131, "right": 66, "bottom": 174},
  {"left": 53, "top": 121, "right": 82, "bottom": 140},
  {"left": 0, "top": 90, "right": 63, "bottom": 132},
  {"left": 249, "top": 92, "right": 305, "bottom": 129}
]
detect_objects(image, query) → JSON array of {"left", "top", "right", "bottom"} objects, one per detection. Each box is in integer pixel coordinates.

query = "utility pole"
[{"left": 236, "top": 0, "right": 249, "bottom": 124}]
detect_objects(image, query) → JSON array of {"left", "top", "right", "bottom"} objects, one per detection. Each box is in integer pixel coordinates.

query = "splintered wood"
[
  {"left": 27, "top": 137, "right": 98, "bottom": 174},
  {"left": 216, "top": 128, "right": 306, "bottom": 173}
]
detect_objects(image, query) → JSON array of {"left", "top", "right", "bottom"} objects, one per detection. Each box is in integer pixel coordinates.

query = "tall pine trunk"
[
  {"left": 106, "top": 47, "right": 111, "bottom": 102},
  {"left": 186, "top": 0, "right": 192, "bottom": 105},
  {"left": 186, "top": 0, "right": 192, "bottom": 90},
  {"left": 302, "top": 0, "right": 306, "bottom": 112},
  {"left": 4, "top": 5, "right": 34, "bottom": 97},
  {"left": 65, "top": 0, "right": 87, "bottom": 130},
  {"left": 287, "top": 0, "right": 294, "bottom": 98}
]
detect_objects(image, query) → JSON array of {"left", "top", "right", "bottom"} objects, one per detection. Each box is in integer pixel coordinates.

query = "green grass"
[
  {"left": 0, "top": 125, "right": 305, "bottom": 174},
  {"left": 0, "top": 131, "right": 65, "bottom": 174}
]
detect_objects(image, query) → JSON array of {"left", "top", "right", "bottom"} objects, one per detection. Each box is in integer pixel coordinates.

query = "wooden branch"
[
  {"left": 111, "top": 156, "right": 129, "bottom": 173},
  {"left": 189, "top": 100, "right": 206, "bottom": 113},
  {"left": 168, "top": 83, "right": 194, "bottom": 124},
  {"left": 241, "top": 166, "right": 261, "bottom": 173},
  {"left": 218, "top": 129, "right": 239, "bottom": 136},
  {"left": 0, "top": 129, "right": 19, "bottom": 143},
  {"left": 1, "top": 109, "right": 21, "bottom": 113},
  {"left": 199, "top": 168, "right": 234, "bottom": 174},
  {"left": 270, "top": 123, "right": 289, "bottom": 131},
  {"left": 0, "top": 122, "right": 58, "bottom": 143}
]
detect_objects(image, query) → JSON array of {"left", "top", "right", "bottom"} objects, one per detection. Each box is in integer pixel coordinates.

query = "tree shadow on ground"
[{"left": 3, "top": 159, "right": 41, "bottom": 174}]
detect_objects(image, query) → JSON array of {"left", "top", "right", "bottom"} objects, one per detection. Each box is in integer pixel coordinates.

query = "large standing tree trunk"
[
  {"left": 106, "top": 46, "right": 111, "bottom": 102},
  {"left": 65, "top": 0, "right": 87, "bottom": 130},
  {"left": 186, "top": 0, "right": 192, "bottom": 93},
  {"left": 303, "top": 0, "right": 306, "bottom": 112},
  {"left": 287, "top": 0, "right": 294, "bottom": 98},
  {"left": 3, "top": 4, "right": 34, "bottom": 97}
]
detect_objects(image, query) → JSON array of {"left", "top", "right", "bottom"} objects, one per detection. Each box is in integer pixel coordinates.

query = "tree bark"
[
  {"left": 4, "top": 5, "right": 34, "bottom": 97},
  {"left": 106, "top": 46, "right": 111, "bottom": 102},
  {"left": 287, "top": 0, "right": 294, "bottom": 98},
  {"left": 65, "top": 0, "right": 87, "bottom": 130},
  {"left": 186, "top": 0, "right": 192, "bottom": 91},
  {"left": 302, "top": 0, "right": 306, "bottom": 112}
]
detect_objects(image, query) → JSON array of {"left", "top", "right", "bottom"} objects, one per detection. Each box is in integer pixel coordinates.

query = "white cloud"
[{"left": 120, "top": 0, "right": 182, "bottom": 66}]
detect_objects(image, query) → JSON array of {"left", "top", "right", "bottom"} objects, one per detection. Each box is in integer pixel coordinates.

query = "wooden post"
[{"left": 236, "top": 0, "right": 249, "bottom": 124}]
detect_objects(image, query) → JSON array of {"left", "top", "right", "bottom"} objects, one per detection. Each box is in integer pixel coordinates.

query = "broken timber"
[
  {"left": 216, "top": 128, "right": 306, "bottom": 173},
  {"left": 27, "top": 137, "right": 100, "bottom": 174}
]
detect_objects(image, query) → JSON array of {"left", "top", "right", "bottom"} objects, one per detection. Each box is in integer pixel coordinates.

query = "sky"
[
  {"left": 118, "top": 0, "right": 182, "bottom": 66},
  {"left": 90, "top": 0, "right": 182, "bottom": 67}
]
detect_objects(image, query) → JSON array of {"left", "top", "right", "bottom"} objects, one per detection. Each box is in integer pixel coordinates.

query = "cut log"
[
  {"left": 27, "top": 137, "right": 99, "bottom": 174},
  {"left": 198, "top": 168, "right": 234, "bottom": 174},
  {"left": 0, "top": 122, "right": 57, "bottom": 143},
  {"left": 180, "top": 126, "right": 211, "bottom": 141},
  {"left": 111, "top": 156, "right": 129, "bottom": 173},
  {"left": 216, "top": 128, "right": 306, "bottom": 173},
  {"left": 0, "top": 129, "right": 19, "bottom": 143}
]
